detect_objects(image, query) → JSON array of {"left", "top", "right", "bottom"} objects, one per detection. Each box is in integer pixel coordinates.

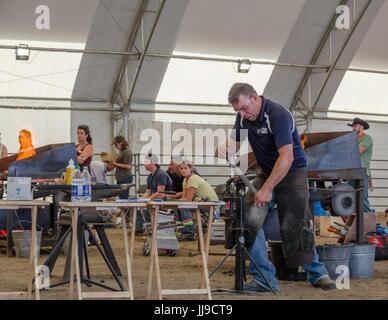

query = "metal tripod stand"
[
  {"left": 209, "top": 179, "right": 277, "bottom": 294},
  {"left": 42, "top": 215, "right": 125, "bottom": 292}
]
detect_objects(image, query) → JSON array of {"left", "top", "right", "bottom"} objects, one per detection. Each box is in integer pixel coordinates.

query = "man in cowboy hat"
[{"left": 348, "top": 117, "right": 374, "bottom": 212}]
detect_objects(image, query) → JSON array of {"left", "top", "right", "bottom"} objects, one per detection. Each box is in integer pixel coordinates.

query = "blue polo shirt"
[
  {"left": 147, "top": 167, "right": 172, "bottom": 193},
  {"left": 232, "top": 96, "right": 307, "bottom": 174}
]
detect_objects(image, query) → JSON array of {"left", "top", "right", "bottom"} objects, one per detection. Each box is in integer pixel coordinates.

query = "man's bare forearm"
[
  {"left": 227, "top": 139, "right": 240, "bottom": 155},
  {"left": 215, "top": 139, "right": 240, "bottom": 158},
  {"left": 143, "top": 190, "right": 151, "bottom": 198}
]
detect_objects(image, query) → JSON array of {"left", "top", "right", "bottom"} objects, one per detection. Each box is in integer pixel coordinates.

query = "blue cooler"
[{"left": 313, "top": 201, "right": 328, "bottom": 216}]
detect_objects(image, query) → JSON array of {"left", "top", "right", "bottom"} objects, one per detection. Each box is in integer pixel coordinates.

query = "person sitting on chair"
[
  {"left": 167, "top": 155, "right": 201, "bottom": 193},
  {"left": 163, "top": 160, "right": 218, "bottom": 241},
  {"left": 135, "top": 154, "right": 172, "bottom": 235}
]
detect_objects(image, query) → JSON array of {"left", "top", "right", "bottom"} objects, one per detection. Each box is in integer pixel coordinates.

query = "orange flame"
[
  {"left": 300, "top": 134, "right": 308, "bottom": 150},
  {"left": 16, "top": 129, "right": 37, "bottom": 160}
]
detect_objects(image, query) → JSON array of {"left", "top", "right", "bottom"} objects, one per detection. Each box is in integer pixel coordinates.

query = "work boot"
[
  {"left": 243, "top": 280, "right": 271, "bottom": 293},
  {"left": 314, "top": 277, "right": 336, "bottom": 290}
]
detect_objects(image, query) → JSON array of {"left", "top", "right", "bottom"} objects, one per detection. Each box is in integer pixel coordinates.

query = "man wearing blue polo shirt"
[
  {"left": 135, "top": 154, "right": 173, "bottom": 234},
  {"left": 216, "top": 82, "right": 335, "bottom": 292}
]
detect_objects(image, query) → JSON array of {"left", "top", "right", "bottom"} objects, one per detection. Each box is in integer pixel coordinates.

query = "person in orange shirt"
[{"left": 17, "top": 129, "right": 36, "bottom": 160}]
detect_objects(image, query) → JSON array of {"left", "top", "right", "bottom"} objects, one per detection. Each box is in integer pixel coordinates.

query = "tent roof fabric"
[{"left": 0, "top": 0, "right": 387, "bottom": 117}]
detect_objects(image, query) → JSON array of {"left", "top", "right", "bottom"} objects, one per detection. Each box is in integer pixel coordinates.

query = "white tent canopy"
[{"left": 1, "top": 0, "right": 388, "bottom": 148}]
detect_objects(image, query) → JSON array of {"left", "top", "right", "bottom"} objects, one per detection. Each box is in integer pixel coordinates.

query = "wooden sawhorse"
[
  {"left": 0, "top": 200, "right": 49, "bottom": 300},
  {"left": 59, "top": 201, "right": 147, "bottom": 300},
  {"left": 147, "top": 201, "right": 223, "bottom": 300}
]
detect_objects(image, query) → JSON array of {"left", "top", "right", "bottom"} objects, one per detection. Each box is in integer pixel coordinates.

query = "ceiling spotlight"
[
  {"left": 237, "top": 59, "right": 251, "bottom": 73},
  {"left": 15, "top": 44, "right": 30, "bottom": 61}
]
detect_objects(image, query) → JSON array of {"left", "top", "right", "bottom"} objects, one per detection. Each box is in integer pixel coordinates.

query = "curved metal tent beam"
[
  {"left": 111, "top": 0, "right": 149, "bottom": 105},
  {"left": 310, "top": 0, "right": 372, "bottom": 113},
  {"left": 125, "top": 0, "right": 166, "bottom": 107},
  {"left": 289, "top": 0, "right": 348, "bottom": 113}
]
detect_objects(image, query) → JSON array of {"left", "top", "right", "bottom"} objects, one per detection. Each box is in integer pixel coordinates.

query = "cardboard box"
[
  {"left": 100, "top": 152, "right": 117, "bottom": 162},
  {"left": 319, "top": 216, "right": 344, "bottom": 238},
  {"left": 318, "top": 213, "right": 377, "bottom": 242}
]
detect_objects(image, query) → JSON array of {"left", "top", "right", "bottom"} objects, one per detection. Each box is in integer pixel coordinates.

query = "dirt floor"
[{"left": 0, "top": 216, "right": 388, "bottom": 300}]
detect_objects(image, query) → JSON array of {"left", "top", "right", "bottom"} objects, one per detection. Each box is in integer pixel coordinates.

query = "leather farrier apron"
[{"left": 243, "top": 167, "right": 314, "bottom": 267}]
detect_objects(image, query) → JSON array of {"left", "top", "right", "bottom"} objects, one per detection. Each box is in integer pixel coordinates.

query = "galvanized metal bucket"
[
  {"left": 12, "top": 220, "right": 42, "bottom": 259},
  {"left": 316, "top": 244, "right": 353, "bottom": 279},
  {"left": 350, "top": 243, "right": 376, "bottom": 279},
  {"left": 12, "top": 229, "right": 42, "bottom": 259}
]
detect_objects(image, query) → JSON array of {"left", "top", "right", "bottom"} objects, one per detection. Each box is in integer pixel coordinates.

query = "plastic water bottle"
[
  {"left": 82, "top": 168, "right": 92, "bottom": 202},
  {"left": 214, "top": 206, "right": 221, "bottom": 221},
  {"left": 71, "top": 167, "right": 83, "bottom": 202}
]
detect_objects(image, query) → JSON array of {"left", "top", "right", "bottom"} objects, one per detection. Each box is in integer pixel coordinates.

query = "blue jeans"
[
  {"left": 136, "top": 208, "right": 151, "bottom": 232},
  {"left": 249, "top": 229, "right": 330, "bottom": 291},
  {"left": 180, "top": 209, "right": 196, "bottom": 239},
  {"left": 349, "top": 176, "right": 374, "bottom": 213},
  {"left": 303, "top": 249, "right": 330, "bottom": 285},
  {"left": 249, "top": 228, "right": 279, "bottom": 292}
]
